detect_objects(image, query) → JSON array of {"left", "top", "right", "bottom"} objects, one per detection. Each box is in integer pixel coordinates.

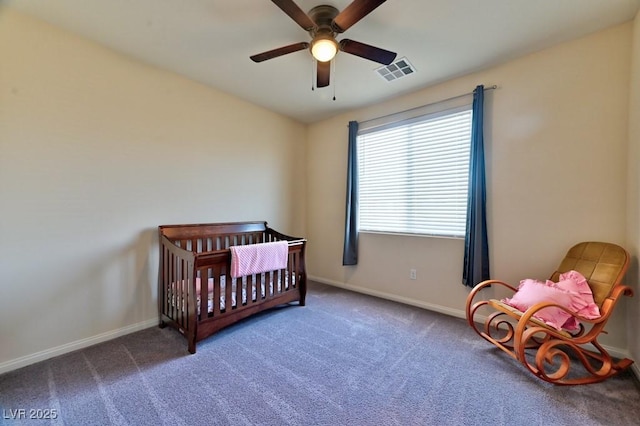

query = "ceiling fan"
[{"left": 250, "top": 0, "right": 397, "bottom": 88}]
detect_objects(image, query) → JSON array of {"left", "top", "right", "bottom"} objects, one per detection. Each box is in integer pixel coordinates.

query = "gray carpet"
[{"left": 1, "top": 281, "right": 639, "bottom": 425}]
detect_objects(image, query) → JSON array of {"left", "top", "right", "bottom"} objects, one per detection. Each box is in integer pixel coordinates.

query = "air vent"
[{"left": 375, "top": 57, "right": 415, "bottom": 82}]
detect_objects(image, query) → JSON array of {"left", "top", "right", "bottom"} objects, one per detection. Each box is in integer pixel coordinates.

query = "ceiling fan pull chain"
[
  {"left": 311, "top": 58, "right": 316, "bottom": 91},
  {"left": 332, "top": 58, "right": 336, "bottom": 101}
]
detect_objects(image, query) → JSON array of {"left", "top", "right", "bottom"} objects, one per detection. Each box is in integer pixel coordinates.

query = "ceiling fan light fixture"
[{"left": 311, "top": 35, "right": 338, "bottom": 62}]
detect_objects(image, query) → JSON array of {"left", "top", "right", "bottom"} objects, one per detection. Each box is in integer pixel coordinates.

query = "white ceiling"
[{"left": 4, "top": 0, "right": 640, "bottom": 123}]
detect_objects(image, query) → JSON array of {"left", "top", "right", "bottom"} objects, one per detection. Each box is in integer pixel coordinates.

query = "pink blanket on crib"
[{"left": 230, "top": 240, "right": 289, "bottom": 278}]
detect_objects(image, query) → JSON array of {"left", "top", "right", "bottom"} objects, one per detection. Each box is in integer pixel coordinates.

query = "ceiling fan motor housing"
[{"left": 308, "top": 5, "right": 340, "bottom": 37}]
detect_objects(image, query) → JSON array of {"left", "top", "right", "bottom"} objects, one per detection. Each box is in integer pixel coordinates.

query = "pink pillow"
[
  {"left": 502, "top": 279, "right": 580, "bottom": 330},
  {"left": 554, "top": 271, "right": 601, "bottom": 329},
  {"left": 557, "top": 270, "right": 592, "bottom": 295}
]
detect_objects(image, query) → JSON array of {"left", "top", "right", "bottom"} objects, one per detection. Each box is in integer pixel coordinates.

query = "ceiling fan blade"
[
  {"left": 317, "top": 61, "right": 330, "bottom": 88},
  {"left": 339, "top": 39, "right": 396, "bottom": 65},
  {"left": 332, "top": 0, "right": 387, "bottom": 33},
  {"left": 271, "top": 0, "right": 316, "bottom": 31},
  {"left": 250, "top": 42, "right": 309, "bottom": 63}
]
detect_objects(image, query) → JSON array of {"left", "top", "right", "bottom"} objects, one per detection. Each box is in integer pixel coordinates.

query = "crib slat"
[
  {"left": 261, "top": 273, "right": 267, "bottom": 299},
  {"left": 181, "top": 259, "right": 187, "bottom": 328},
  {"left": 176, "top": 255, "right": 181, "bottom": 323},
  {"left": 171, "top": 253, "right": 177, "bottom": 324},
  {"left": 198, "top": 268, "right": 207, "bottom": 321},
  {"left": 295, "top": 252, "right": 299, "bottom": 289},
  {"left": 213, "top": 265, "right": 221, "bottom": 317},
  {"left": 226, "top": 277, "right": 233, "bottom": 312},
  {"left": 181, "top": 259, "right": 186, "bottom": 327},
  {"left": 170, "top": 252, "right": 176, "bottom": 322},
  {"left": 167, "top": 251, "right": 172, "bottom": 320},
  {"left": 185, "top": 260, "right": 191, "bottom": 330},
  {"left": 186, "top": 260, "right": 193, "bottom": 329},
  {"left": 177, "top": 257, "right": 183, "bottom": 326},
  {"left": 249, "top": 274, "right": 256, "bottom": 305},
  {"left": 179, "top": 258, "right": 185, "bottom": 327},
  {"left": 188, "top": 264, "right": 194, "bottom": 325},
  {"left": 287, "top": 252, "right": 294, "bottom": 291},
  {"left": 161, "top": 247, "right": 167, "bottom": 314},
  {"left": 267, "top": 271, "right": 273, "bottom": 298},
  {"left": 162, "top": 247, "right": 169, "bottom": 316}
]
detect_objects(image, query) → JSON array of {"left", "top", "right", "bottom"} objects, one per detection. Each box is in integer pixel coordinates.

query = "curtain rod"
[{"left": 359, "top": 84, "right": 498, "bottom": 127}]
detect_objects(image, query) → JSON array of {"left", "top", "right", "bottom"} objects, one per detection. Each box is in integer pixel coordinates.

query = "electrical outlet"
[{"left": 410, "top": 269, "right": 417, "bottom": 280}]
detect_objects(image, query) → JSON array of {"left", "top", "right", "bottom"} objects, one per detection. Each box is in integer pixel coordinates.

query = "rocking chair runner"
[{"left": 465, "top": 241, "right": 634, "bottom": 385}]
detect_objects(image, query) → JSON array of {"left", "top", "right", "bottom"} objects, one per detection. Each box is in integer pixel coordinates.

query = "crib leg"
[
  {"left": 300, "top": 285, "right": 307, "bottom": 306},
  {"left": 299, "top": 276, "right": 307, "bottom": 306},
  {"left": 158, "top": 320, "right": 166, "bottom": 329},
  {"left": 188, "top": 337, "right": 196, "bottom": 354}
]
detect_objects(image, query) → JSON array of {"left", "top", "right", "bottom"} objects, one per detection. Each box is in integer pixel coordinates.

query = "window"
[{"left": 357, "top": 105, "right": 472, "bottom": 238}]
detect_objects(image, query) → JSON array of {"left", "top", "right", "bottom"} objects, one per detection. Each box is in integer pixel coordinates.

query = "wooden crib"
[{"left": 158, "top": 221, "right": 307, "bottom": 353}]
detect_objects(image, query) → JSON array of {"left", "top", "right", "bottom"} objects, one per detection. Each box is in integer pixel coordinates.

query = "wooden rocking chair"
[{"left": 465, "top": 241, "right": 633, "bottom": 385}]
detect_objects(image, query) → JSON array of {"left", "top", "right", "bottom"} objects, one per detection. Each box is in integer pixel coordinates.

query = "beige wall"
[
  {"left": 0, "top": 10, "right": 306, "bottom": 371},
  {"left": 627, "top": 11, "right": 640, "bottom": 366},
  {"left": 307, "top": 24, "right": 632, "bottom": 351}
]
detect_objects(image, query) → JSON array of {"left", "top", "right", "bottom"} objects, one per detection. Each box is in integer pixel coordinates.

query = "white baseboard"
[
  {"left": 309, "top": 275, "right": 468, "bottom": 320},
  {"left": 631, "top": 363, "right": 640, "bottom": 382},
  {"left": 0, "top": 318, "right": 158, "bottom": 375},
  {"left": 308, "top": 275, "right": 637, "bottom": 374}
]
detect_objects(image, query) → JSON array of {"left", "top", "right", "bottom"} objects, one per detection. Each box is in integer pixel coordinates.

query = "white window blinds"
[{"left": 357, "top": 106, "right": 472, "bottom": 238}]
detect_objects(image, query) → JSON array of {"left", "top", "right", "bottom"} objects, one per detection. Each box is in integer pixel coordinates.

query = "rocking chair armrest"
[
  {"left": 608, "top": 284, "right": 634, "bottom": 299},
  {"left": 466, "top": 279, "right": 517, "bottom": 307},
  {"left": 465, "top": 280, "right": 518, "bottom": 323},
  {"left": 598, "top": 285, "right": 634, "bottom": 316},
  {"left": 473, "top": 279, "right": 518, "bottom": 293}
]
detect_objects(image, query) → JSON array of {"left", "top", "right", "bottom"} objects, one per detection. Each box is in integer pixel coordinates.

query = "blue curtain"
[
  {"left": 342, "top": 121, "right": 359, "bottom": 265},
  {"left": 462, "top": 85, "right": 490, "bottom": 287}
]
